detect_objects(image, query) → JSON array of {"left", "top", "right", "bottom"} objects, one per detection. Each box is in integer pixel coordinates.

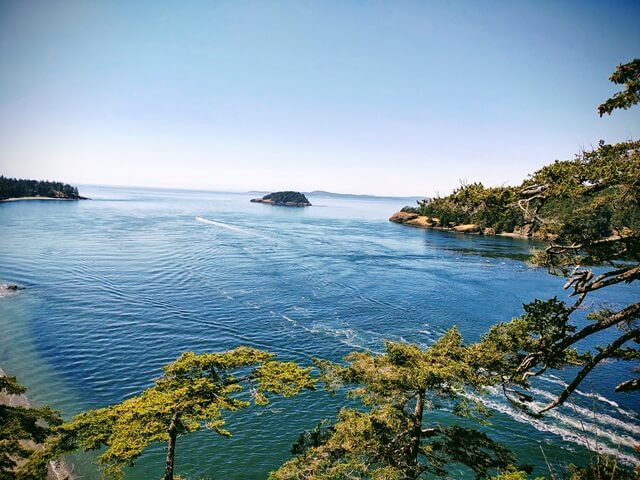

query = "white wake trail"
[
  {"left": 195, "top": 216, "right": 276, "bottom": 241},
  {"left": 468, "top": 390, "right": 640, "bottom": 466},
  {"left": 195, "top": 216, "right": 248, "bottom": 234}
]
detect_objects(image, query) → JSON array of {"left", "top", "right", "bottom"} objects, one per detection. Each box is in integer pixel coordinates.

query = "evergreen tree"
[
  {"left": 0, "top": 375, "right": 61, "bottom": 480},
  {"left": 0, "top": 176, "right": 83, "bottom": 200},
  {"left": 474, "top": 61, "right": 639, "bottom": 412},
  {"left": 598, "top": 58, "right": 640, "bottom": 116},
  {"left": 20, "top": 347, "right": 315, "bottom": 480},
  {"left": 272, "top": 329, "right": 516, "bottom": 479}
]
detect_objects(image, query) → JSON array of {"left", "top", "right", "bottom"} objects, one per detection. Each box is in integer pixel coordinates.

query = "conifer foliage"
[
  {"left": 0, "top": 376, "right": 61, "bottom": 480},
  {"left": 20, "top": 347, "right": 315, "bottom": 480},
  {"left": 475, "top": 67, "right": 640, "bottom": 413},
  {"left": 271, "top": 329, "right": 516, "bottom": 479}
]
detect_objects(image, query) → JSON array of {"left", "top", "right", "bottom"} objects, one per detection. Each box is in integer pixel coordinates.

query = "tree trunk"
[
  {"left": 164, "top": 412, "right": 181, "bottom": 480},
  {"left": 409, "top": 389, "right": 425, "bottom": 479}
]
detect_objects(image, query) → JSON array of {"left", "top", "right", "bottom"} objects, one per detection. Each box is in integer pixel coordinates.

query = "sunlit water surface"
[{"left": 0, "top": 186, "right": 638, "bottom": 478}]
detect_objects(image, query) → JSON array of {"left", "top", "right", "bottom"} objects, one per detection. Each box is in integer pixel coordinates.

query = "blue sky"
[{"left": 0, "top": 1, "right": 638, "bottom": 196}]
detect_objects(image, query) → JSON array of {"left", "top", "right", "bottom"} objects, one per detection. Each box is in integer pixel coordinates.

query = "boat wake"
[
  {"left": 195, "top": 216, "right": 248, "bottom": 233},
  {"left": 468, "top": 386, "right": 640, "bottom": 466},
  {"left": 281, "top": 312, "right": 640, "bottom": 466}
]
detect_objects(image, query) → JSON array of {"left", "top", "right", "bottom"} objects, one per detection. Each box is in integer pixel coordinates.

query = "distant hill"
[
  {"left": 0, "top": 176, "right": 86, "bottom": 201},
  {"left": 306, "top": 190, "right": 425, "bottom": 202},
  {"left": 250, "top": 191, "right": 312, "bottom": 207},
  {"left": 247, "top": 190, "right": 425, "bottom": 202}
]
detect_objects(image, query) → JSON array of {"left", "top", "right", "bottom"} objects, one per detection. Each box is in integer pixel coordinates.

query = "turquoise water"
[{"left": 0, "top": 186, "right": 638, "bottom": 478}]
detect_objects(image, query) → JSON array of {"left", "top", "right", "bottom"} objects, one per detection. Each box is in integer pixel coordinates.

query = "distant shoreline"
[{"left": 1, "top": 196, "right": 82, "bottom": 202}]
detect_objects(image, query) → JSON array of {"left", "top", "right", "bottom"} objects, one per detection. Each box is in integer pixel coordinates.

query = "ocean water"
[{"left": 0, "top": 185, "right": 638, "bottom": 479}]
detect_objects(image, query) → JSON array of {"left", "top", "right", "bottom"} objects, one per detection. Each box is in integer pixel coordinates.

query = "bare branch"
[
  {"left": 538, "top": 329, "right": 640, "bottom": 413},
  {"left": 516, "top": 302, "right": 640, "bottom": 381},
  {"left": 571, "top": 265, "right": 640, "bottom": 295}
]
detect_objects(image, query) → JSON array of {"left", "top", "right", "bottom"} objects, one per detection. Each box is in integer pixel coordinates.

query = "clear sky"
[{"left": 0, "top": 1, "right": 638, "bottom": 196}]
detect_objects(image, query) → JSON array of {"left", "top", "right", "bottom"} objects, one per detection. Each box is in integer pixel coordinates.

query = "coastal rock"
[
  {"left": 251, "top": 191, "right": 311, "bottom": 207},
  {"left": 452, "top": 224, "right": 480, "bottom": 233},
  {"left": 512, "top": 223, "right": 534, "bottom": 237},
  {"left": 390, "top": 210, "right": 550, "bottom": 242},
  {"left": 405, "top": 216, "right": 433, "bottom": 228},
  {"left": 389, "top": 212, "right": 439, "bottom": 229},
  {"left": 389, "top": 211, "right": 419, "bottom": 224},
  {"left": 0, "top": 284, "right": 24, "bottom": 297}
]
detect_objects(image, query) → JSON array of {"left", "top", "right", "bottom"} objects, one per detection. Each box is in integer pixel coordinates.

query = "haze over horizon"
[{"left": 1, "top": 1, "right": 639, "bottom": 197}]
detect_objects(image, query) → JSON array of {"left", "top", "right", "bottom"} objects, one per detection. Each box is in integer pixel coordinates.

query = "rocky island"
[
  {"left": 0, "top": 176, "right": 87, "bottom": 201},
  {"left": 250, "top": 191, "right": 311, "bottom": 207}
]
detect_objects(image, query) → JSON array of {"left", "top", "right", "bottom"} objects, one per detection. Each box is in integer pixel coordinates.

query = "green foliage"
[
  {"left": 23, "top": 347, "right": 315, "bottom": 480},
  {"left": 469, "top": 62, "right": 640, "bottom": 413},
  {"left": 472, "top": 297, "right": 585, "bottom": 392},
  {"left": 289, "top": 419, "right": 335, "bottom": 456},
  {"left": 490, "top": 465, "right": 545, "bottom": 480},
  {"left": 0, "top": 176, "right": 82, "bottom": 200},
  {"left": 272, "top": 329, "right": 515, "bottom": 479},
  {"left": 522, "top": 140, "right": 640, "bottom": 262},
  {"left": 0, "top": 375, "right": 26, "bottom": 396},
  {"left": 562, "top": 455, "right": 639, "bottom": 480},
  {"left": 415, "top": 138, "right": 640, "bottom": 243},
  {"left": 262, "top": 191, "right": 311, "bottom": 205},
  {"left": 401, "top": 205, "right": 421, "bottom": 214},
  {"left": 598, "top": 58, "right": 640, "bottom": 116},
  {"left": 0, "top": 376, "right": 61, "bottom": 480},
  {"left": 418, "top": 182, "right": 522, "bottom": 232},
  {"left": 486, "top": 456, "right": 640, "bottom": 480}
]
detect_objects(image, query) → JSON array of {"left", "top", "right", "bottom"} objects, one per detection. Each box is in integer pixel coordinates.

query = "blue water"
[{"left": 0, "top": 186, "right": 638, "bottom": 478}]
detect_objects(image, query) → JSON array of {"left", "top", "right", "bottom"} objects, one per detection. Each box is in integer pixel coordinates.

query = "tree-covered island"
[
  {"left": 0, "top": 176, "right": 87, "bottom": 201},
  {"left": 251, "top": 191, "right": 312, "bottom": 207}
]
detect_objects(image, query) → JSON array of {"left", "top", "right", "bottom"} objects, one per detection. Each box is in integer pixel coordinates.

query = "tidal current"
[{"left": 0, "top": 186, "right": 637, "bottom": 478}]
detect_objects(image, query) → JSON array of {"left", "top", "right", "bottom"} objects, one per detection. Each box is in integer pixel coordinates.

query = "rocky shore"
[
  {"left": 0, "top": 283, "right": 24, "bottom": 298},
  {"left": 389, "top": 211, "right": 541, "bottom": 239}
]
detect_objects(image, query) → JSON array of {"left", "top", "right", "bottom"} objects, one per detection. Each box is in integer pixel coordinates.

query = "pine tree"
[
  {"left": 272, "top": 329, "right": 516, "bottom": 479},
  {"left": 20, "top": 347, "right": 315, "bottom": 480}
]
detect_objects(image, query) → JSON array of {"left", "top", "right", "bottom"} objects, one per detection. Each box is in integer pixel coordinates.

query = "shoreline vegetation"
[
  {"left": 251, "top": 190, "right": 312, "bottom": 207},
  {"left": 1, "top": 197, "right": 82, "bottom": 203},
  {"left": 0, "top": 368, "right": 73, "bottom": 480},
  {"left": 2, "top": 60, "right": 639, "bottom": 480},
  {"left": 389, "top": 210, "right": 536, "bottom": 239},
  {"left": 390, "top": 140, "right": 640, "bottom": 243},
  {"left": 0, "top": 176, "right": 87, "bottom": 202}
]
